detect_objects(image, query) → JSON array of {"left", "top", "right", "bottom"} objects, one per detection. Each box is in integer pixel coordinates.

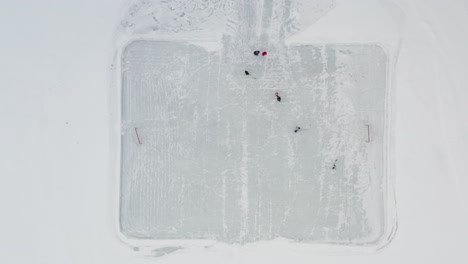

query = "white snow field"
[
  {"left": 118, "top": 0, "right": 392, "bottom": 248},
  {"left": 5, "top": 0, "right": 468, "bottom": 263}
]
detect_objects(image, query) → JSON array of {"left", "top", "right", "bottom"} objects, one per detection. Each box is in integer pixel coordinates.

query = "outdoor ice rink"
[
  {"left": 119, "top": 40, "right": 387, "bottom": 245},
  {"left": 7, "top": 0, "right": 468, "bottom": 262}
]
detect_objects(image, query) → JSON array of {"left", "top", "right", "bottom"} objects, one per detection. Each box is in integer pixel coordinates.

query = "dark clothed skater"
[
  {"left": 275, "top": 91, "right": 281, "bottom": 102},
  {"left": 332, "top": 159, "right": 338, "bottom": 170},
  {"left": 245, "top": 70, "right": 256, "bottom": 79},
  {"left": 294, "top": 126, "right": 301, "bottom": 133},
  {"left": 253, "top": 50, "right": 260, "bottom": 56}
]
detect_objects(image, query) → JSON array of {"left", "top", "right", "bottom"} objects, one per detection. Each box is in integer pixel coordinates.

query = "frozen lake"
[{"left": 119, "top": 40, "right": 387, "bottom": 245}]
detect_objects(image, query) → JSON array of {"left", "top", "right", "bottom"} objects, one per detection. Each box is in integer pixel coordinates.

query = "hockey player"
[
  {"left": 245, "top": 70, "right": 256, "bottom": 79},
  {"left": 275, "top": 91, "right": 281, "bottom": 102}
]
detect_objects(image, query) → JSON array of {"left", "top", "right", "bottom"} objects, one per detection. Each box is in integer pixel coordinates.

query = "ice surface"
[{"left": 119, "top": 40, "right": 387, "bottom": 245}]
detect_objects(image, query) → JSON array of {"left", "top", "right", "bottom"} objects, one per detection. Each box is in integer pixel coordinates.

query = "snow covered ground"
[{"left": 1, "top": 0, "right": 468, "bottom": 263}]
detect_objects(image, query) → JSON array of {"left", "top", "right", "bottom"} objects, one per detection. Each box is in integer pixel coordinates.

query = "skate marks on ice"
[{"left": 118, "top": 0, "right": 389, "bottom": 247}]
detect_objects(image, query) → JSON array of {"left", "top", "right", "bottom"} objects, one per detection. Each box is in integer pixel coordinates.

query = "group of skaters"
[
  {"left": 201, "top": 49, "right": 339, "bottom": 170},
  {"left": 244, "top": 50, "right": 340, "bottom": 170},
  {"left": 245, "top": 50, "right": 301, "bottom": 134}
]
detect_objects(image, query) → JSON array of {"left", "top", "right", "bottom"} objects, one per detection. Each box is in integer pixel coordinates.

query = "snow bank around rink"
[
  {"left": 110, "top": 0, "right": 401, "bottom": 257},
  {"left": 112, "top": 0, "right": 235, "bottom": 52}
]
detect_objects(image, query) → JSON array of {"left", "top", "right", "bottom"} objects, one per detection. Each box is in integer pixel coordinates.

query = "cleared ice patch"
[{"left": 119, "top": 40, "right": 388, "bottom": 246}]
